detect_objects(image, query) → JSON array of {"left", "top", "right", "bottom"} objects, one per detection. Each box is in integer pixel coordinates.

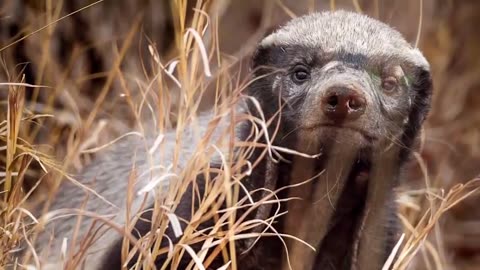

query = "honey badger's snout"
[{"left": 322, "top": 85, "right": 366, "bottom": 122}]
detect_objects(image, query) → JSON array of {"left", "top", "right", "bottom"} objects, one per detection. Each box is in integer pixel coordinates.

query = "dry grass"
[{"left": 1, "top": 0, "right": 480, "bottom": 269}]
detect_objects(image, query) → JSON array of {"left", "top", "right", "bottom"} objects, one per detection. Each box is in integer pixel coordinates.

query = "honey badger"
[{"left": 29, "top": 10, "right": 432, "bottom": 270}]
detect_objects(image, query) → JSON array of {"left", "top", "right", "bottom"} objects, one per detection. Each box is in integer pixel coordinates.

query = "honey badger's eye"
[
  {"left": 382, "top": 76, "right": 398, "bottom": 92},
  {"left": 291, "top": 65, "right": 310, "bottom": 84}
]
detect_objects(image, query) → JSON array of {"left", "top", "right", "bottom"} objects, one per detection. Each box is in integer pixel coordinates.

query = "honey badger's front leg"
[
  {"left": 280, "top": 129, "right": 406, "bottom": 270},
  {"left": 353, "top": 146, "right": 402, "bottom": 270}
]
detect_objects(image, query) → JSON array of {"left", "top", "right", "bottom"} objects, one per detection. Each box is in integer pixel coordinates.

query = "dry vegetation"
[{"left": 0, "top": 0, "right": 479, "bottom": 269}]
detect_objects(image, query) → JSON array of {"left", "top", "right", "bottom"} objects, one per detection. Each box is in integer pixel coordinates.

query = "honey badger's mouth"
[
  {"left": 315, "top": 150, "right": 372, "bottom": 269},
  {"left": 303, "top": 123, "right": 377, "bottom": 143}
]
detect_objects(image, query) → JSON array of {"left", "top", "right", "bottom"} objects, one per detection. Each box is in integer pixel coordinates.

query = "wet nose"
[{"left": 322, "top": 86, "right": 366, "bottom": 121}]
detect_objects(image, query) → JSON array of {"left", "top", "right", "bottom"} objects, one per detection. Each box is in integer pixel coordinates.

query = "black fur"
[{"left": 398, "top": 67, "right": 433, "bottom": 163}]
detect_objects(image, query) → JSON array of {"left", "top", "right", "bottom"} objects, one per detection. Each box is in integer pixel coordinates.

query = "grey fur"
[
  {"left": 261, "top": 11, "right": 429, "bottom": 70},
  {"left": 25, "top": 112, "right": 234, "bottom": 269}
]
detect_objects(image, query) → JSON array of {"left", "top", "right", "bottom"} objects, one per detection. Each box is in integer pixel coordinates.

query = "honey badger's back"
[
  {"left": 28, "top": 10, "right": 432, "bottom": 270},
  {"left": 29, "top": 112, "right": 233, "bottom": 269}
]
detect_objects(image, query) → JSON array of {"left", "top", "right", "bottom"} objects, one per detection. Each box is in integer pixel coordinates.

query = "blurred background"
[{"left": 1, "top": 0, "right": 479, "bottom": 269}]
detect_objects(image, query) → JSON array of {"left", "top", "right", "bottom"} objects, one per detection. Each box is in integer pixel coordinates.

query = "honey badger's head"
[{"left": 249, "top": 10, "right": 432, "bottom": 160}]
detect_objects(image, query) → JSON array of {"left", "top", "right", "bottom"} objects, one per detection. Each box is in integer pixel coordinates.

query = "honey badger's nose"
[{"left": 322, "top": 86, "right": 366, "bottom": 121}]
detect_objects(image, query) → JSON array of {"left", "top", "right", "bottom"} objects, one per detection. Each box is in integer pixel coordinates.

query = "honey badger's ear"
[
  {"left": 251, "top": 45, "right": 271, "bottom": 73},
  {"left": 399, "top": 62, "right": 433, "bottom": 162},
  {"left": 411, "top": 66, "right": 433, "bottom": 123},
  {"left": 250, "top": 25, "right": 279, "bottom": 72}
]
